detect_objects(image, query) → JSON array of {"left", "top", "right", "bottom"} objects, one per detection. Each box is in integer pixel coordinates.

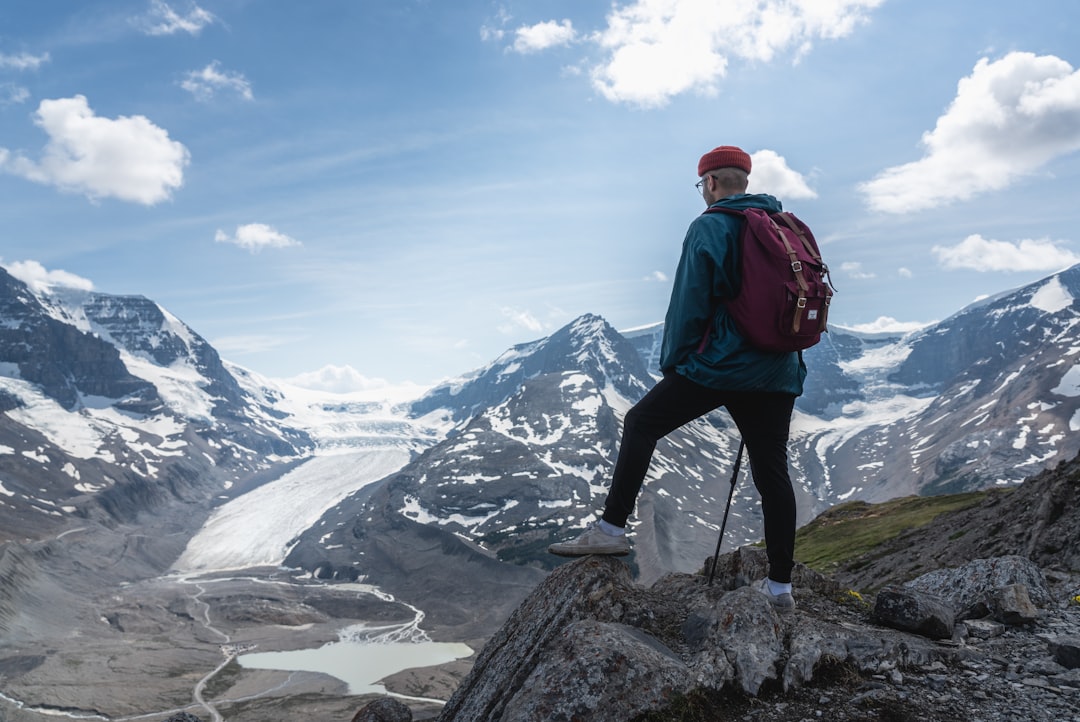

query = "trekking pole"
[{"left": 707, "top": 439, "right": 744, "bottom": 587}]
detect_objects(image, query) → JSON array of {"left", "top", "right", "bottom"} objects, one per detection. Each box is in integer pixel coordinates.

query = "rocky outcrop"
[{"left": 430, "top": 547, "right": 1080, "bottom": 722}]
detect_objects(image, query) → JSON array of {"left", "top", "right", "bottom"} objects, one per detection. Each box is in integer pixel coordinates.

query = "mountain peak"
[{"left": 411, "top": 313, "right": 653, "bottom": 422}]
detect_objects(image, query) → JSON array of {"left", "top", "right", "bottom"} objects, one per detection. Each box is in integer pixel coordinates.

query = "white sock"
[
  {"left": 598, "top": 519, "right": 626, "bottom": 536},
  {"left": 767, "top": 579, "right": 793, "bottom": 595}
]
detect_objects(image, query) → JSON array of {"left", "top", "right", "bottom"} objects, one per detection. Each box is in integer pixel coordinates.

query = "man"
[{"left": 547, "top": 145, "right": 805, "bottom": 611}]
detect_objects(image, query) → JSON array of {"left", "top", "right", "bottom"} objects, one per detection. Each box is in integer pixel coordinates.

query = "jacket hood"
[{"left": 708, "top": 193, "right": 783, "bottom": 214}]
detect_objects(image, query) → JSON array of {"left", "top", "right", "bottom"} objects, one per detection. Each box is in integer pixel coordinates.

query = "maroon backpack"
[{"left": 704, "top": 206, "right": 835, "bottom": 352}]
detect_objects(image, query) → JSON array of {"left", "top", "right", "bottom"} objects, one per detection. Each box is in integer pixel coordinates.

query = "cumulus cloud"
[
  {"left": 860, "top": 52, "right": 1080, "bottom": 213},
  {"left": 589, "top": 0, "right": 883, "bottom": 107},
  {"left": 932, "top": 234, "right": 1080, "bottom": 272},
  {"left": 0, "top": 95, "right": 189, "bottom": 205},
  {"left": 181, "top": 61, "right": 254, "bottom": 101},
  {"left": 513, "top": 19, "right": 577, "bottom": 53},
  {"left": 0, "top": 51, "right": 50, "bottom": 70},
  {"left": 485, "top": 1, "right": 881, "bottom": 106},
  {"left": 140, "top": 0, "right": 216, "bottom": 36},
  {"left": 747, "top": 149, "right": 817, "bottom": 199},
  {"left": 644, "top": 270, "right": 668, "bottom": 282},
  {"left": 215, "top": 223, "right": 301, "bottom": 252},
  {"left": 2, "top": 259, "right": 94, "bottom": 293}
]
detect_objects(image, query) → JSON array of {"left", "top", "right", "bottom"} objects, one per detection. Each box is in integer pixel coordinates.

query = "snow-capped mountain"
[
  {"left": 0, "top": 266, "right": 313, "bottom": 544},
  {"left": 792, "top": 266, "right": 1080, "bottom": 503}
]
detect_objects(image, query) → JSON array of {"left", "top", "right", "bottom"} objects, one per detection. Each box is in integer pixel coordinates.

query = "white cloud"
[
  {"left": 840, "top": 261, "right": 876, "bottom": 280},
  {"left": 283, "top": 365, "right": 393, "bottom": 394},
  {"left": 0, "top": 52, "right": 50, "bottom": 70},
  {"left": 644, "top": 270, "right": 668, "bottom": 282},
  {"left": 181, "top": 61, "right": 254, "bottom": 101},
  {"left": 215, "top": 223, "right": 301, "bottom": 252},
  {"left": 2, "top": 259, "right": 94, "bottom": 293},
  {"left": 860, "top": 52, "right": 1080, "bottom": 213},
  {"left": 513, "top": 19, "right": 577, "bottom": 54},
  {"left": 747, "top": 149, "right": 817, "bottom": 199},
  {"left": 0, "top": 95, "right": 189, "bottom": 205},
  {"left": 140, "top": 0, "right": 216, "bottom": 36},
  {"left": 932, "top": 234, "right": 1080, "bottom": 272},
  {"left": 846, "top": 316, "right": 931, "bottom": 334},
  {"left": 589, "top": 0, "right": 883, "bottom": 107},
  {"left": 898, "top": 267, "right": 913, "bottom": 279}
]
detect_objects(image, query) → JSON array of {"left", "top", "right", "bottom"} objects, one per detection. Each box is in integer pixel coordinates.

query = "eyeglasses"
[{"left": 695, "top": 176, "right": 713, "bottom": 195}]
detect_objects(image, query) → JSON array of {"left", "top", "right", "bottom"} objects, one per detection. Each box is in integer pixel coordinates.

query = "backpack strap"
[
  {"left": 694, "top": 206, "right": 746, "bottom": 354},
  {"left": 776, "top": 212, "right": 836, "bottom": 292},
  {"left": 775, "top": 212, "right": 836, "bottom": 334},
  {"left": 768, "top": 215, "right": 811, "bottom": 334}
]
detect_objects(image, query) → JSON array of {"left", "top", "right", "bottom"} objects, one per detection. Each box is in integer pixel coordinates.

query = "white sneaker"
[
  {"left": 756, "top": 578, "right": 796, "bottom": 612},
  {"left": 547, "top": 521, "right": 631, "bottom": 557}
]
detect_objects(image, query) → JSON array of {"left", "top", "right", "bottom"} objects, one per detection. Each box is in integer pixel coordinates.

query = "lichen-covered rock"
[{"left": 904, "top": 556, "right": 1050, "bottom": 618}]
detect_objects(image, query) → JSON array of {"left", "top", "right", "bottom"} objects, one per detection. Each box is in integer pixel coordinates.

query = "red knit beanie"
[{"left": 697, "top": 145, "right": 751, "bottom": 176}]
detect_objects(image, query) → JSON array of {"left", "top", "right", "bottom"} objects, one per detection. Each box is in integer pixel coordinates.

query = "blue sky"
[{"left": 2, "top": 1, "right": 1079, "bottom": 390}]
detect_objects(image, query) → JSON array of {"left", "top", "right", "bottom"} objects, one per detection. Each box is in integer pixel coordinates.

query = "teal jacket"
[{"left": 659, "top": 193, "right": 806, "bottom": 396}]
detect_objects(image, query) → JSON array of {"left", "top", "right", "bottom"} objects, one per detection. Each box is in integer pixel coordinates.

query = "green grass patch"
[{"left": 794, "top": 490, "right": 1003, "bottom": 574}]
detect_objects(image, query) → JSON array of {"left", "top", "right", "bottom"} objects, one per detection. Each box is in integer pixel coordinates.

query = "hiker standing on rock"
[{"left": 548, "top": 145, "right": 806, "bottom": 611}]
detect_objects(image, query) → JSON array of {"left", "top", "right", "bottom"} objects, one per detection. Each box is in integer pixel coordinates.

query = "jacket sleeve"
[{"left": 659, "top": 217, "right": 737, "bottom": 373}]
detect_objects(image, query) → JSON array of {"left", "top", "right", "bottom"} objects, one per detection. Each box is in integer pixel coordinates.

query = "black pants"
[{"left": 601, "top": 373, "right": 797, "bottom": 583}]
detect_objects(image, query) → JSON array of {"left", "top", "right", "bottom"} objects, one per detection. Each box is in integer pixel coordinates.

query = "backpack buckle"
[
  {"left": 796, "top": 297, "right": 807, "bottom": 308},
  {"left": 791, "top": 261, "right": 803, "bottom": 273}
]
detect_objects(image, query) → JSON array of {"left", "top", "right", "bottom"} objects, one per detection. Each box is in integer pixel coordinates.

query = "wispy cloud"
[
  {"left": 860, "top": 52, "right": 1080, "bottom": 213},
  {"left": 139, "top": 0, "right": 216, "bottom": 36},
  {"left": 0, "top": 51, "right": 50, "bottom": 71},
  {"left": 932, "top": 234, "right": 1080, "bottom": 272},
  {"left": 840, "top": 261, "right": 876, "bottom": 280},
  {"left": 0, "top": 95, "right": 189, "bottom": 205},
  {"left": 181, "top": 61, "right": 254, "bottom": 101},
  {"left": 498, "top": 306, "right": 545, "bottom": 334},
  {"left": 0, "top": 83, "right": 30, "bottom": 105},
  {"left": 215, "top": 223, "right": 301, "bottom": 252}
]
